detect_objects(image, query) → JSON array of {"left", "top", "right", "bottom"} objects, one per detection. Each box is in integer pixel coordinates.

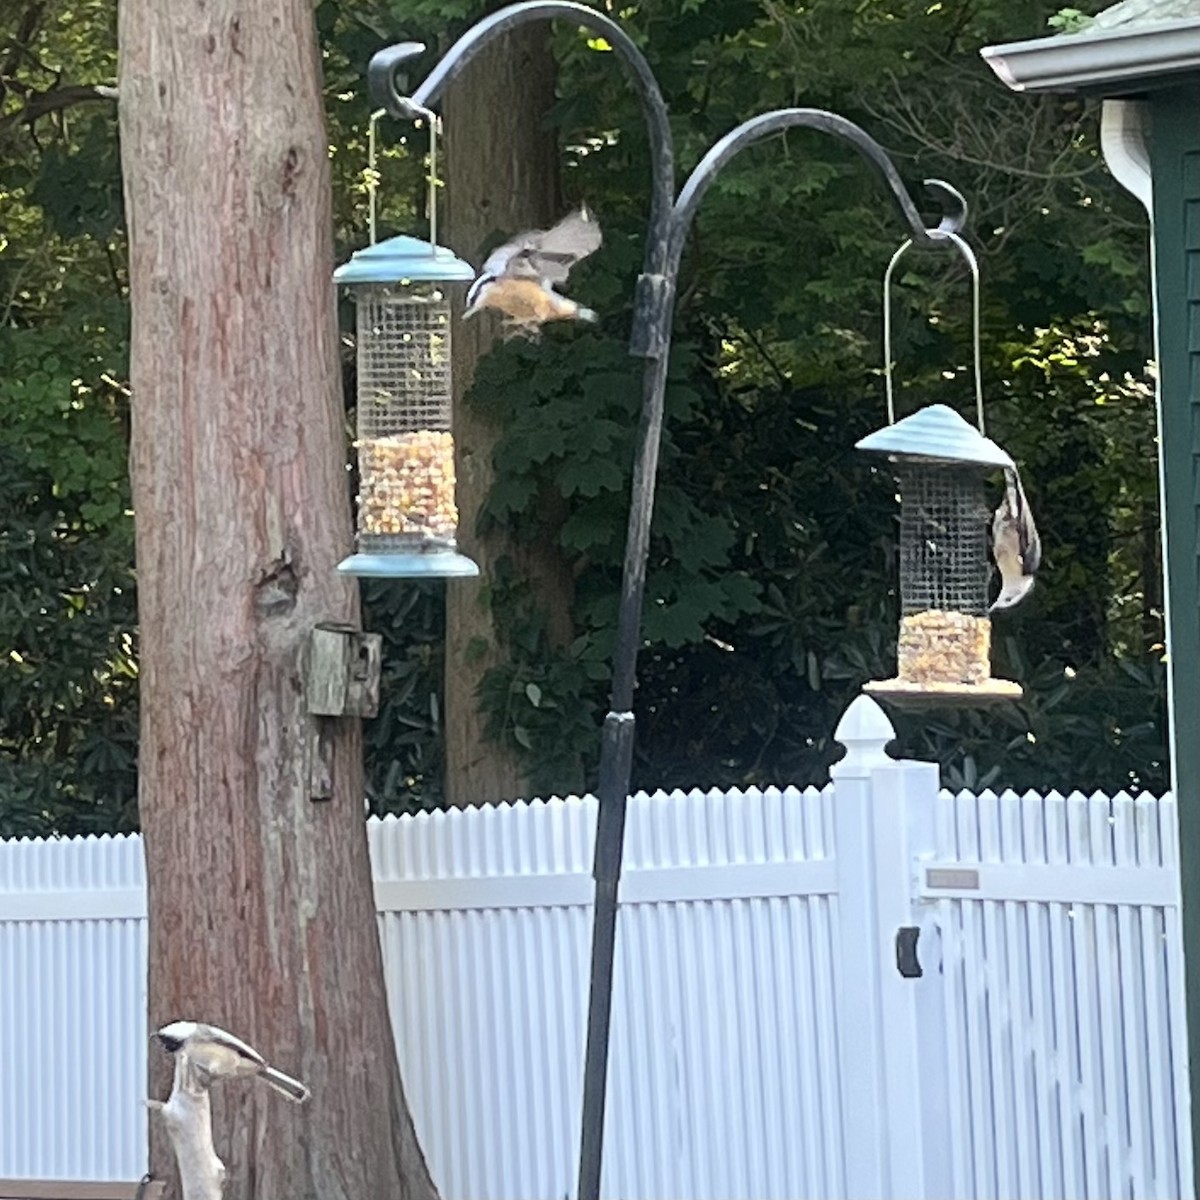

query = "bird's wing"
[
  {"left": 490, "top": 208, "right": 602, "bottom": 286},
  {"left": 195, "top": 1022, "right": 267, "bottom": 1068},
  {"left": 479, "top": 235, "right": 534, "bottom": 280},
  {"left": 1001, "top": 467, "right": 1042, "bottom": 575}
]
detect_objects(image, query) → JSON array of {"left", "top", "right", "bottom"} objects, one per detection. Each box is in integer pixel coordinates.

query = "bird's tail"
[{"left": 259, "top": 1065, "right": 310, "bottom": 1103}]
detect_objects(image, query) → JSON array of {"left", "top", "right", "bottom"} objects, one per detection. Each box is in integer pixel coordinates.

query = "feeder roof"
[
  {"left": 334, "top": 235, "right": 476, "bottom": 285},
  {"left": 856, "top": 403, "right": 1016, "bottom": 469}
]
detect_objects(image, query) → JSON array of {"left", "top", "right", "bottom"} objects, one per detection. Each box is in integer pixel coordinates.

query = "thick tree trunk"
[
  {"left": 443, "top": 27, "right": 576, "bottom": 805},
  {"left": 118, "top": 5, "right": 437, "bottom": 1200}
]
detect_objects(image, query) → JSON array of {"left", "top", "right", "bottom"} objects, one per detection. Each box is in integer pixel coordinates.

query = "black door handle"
[{"left": 895, "top": 925, "right": 922, "bottom": 978}]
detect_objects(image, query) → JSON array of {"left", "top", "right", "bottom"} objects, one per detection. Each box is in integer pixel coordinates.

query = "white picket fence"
[{"left": 0, "top": 696, "right": 1192, "bottom": 1199}]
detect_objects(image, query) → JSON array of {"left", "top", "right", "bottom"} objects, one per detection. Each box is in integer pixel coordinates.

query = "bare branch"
[{"left": 1, "top": 81, "right": 117, "bottom": 133}]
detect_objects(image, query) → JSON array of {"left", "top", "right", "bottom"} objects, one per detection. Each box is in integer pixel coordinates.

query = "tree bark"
[
  {"left": 118, "top": 4, "right": 437, "bottom": 1199},
  {"left": 443, "top": 26, "right": 576, "bottom": 805}
]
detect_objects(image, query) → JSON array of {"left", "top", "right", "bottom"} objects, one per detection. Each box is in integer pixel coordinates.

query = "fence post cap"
[{"left": 833, "top": 694, "right": 896, "bottom": 771}]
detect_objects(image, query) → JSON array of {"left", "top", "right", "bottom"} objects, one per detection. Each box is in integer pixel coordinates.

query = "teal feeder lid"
[
  {"left": 334, "top": 235, "right": 475, "bottom": 286},
  {"left": 856, "top": 403, "right": 1014, "bottom": 470},
  {"left": 337, "top": 548, "right": 480, "bottom": 579}
]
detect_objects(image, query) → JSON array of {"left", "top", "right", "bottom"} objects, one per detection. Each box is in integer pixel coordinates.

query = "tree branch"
[
  {"left": 0, "top": 82, "right": 118, "bottom": 134},
  {"left": 1, "top": 0, "right": 49, "bottom": 95}
]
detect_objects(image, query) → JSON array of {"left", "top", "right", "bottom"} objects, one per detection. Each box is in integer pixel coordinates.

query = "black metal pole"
[{"left": 369, "top": 17, "right": 968, "bottom": 1199}]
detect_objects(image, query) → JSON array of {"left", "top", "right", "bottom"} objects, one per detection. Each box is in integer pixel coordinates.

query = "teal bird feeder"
[
  {"left": 855, "top": 232, "right": 1025, "bottom": 705},
  {"left": 857, "top": 404, "right": 1023, "bottom": 705},
  {"left": 335, "top": 235, "right": 479, "bottom": 578}
]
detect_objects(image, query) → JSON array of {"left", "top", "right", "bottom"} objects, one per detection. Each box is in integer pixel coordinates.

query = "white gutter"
[{"left": 982, "top": 16, "right": 1200, "bottom": 93}]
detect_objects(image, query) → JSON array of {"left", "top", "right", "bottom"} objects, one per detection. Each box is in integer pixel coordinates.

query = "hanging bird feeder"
[
  {"left": 335, "top": 111, "right": 479, "bottom": 578},
  {"left": 857, "top": 234, "right": 1032, "bottom": 705}
]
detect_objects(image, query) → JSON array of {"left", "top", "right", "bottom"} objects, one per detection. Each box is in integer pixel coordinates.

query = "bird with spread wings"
[{"left": 463, "top": 206, "right": 602, "bottom": 339}]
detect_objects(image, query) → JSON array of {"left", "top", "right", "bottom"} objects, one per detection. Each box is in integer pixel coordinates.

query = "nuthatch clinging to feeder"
[
  {"left": 989, "top": 466, "right": 1041, "bottom": 613},
  {"left": 463, "top": 206, "right": 602, "bottom": 338},
  {"left": 155, "top": 1020, "right": 310, "bottom": 1103}
]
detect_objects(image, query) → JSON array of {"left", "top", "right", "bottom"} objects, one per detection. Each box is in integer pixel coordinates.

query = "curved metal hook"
[
  {"left": 668, "top": 109, "right": 968, "bottom": 268},
  {"left": 367, "top": 1, "right": 676, "bottom": 278},
  {"left": 922, "top": 178, "right": 968, "bottom": 238},
  {"left": 883, "top": 230, "right": 985, "bottom": 433},
  {"left": 368, "top": 42, "right": 432, "bottom": 118}
]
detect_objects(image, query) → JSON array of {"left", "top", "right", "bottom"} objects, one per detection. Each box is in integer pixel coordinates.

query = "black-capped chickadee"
[
  {"left": 155, "top": 1020, "right": 310, "bottom": 1104},
  {"left": 463, "top": 206, "right": 601, "bottom": 338},
  {"left": 989, "top": 466, "right": 1041, "bottom": 613}
]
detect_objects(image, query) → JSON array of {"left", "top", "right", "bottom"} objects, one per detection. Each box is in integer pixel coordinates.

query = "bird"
[
  {"left": 155, "top": 1020, "right": 311, "bottom": 1104},
  {"left": 989, "top": 466, "right": 1041, "bottom": 613},
  {"left": 463, "top": 206, "right": 602, "bottom": 338}
]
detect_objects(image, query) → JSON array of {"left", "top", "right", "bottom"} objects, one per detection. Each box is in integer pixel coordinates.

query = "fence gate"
[{"left": 0, "top": 695, "right": 1193, "bottom": 1199}]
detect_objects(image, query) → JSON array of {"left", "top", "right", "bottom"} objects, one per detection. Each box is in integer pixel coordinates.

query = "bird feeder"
[
  {"left": 858, "top": 404, "right": 1022, "bottom": 704},
  {"left": 856, "top": 231, "right": 1023, "bottom": 704},
  {"left": 334, "top": 236, "right": 479, "bottom": 578}
]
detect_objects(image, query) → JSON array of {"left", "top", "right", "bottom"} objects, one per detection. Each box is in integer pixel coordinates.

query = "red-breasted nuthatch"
[
  {"left": 463, "top": 206, "right": 602, "bottom": 338},
  {"left": 989, "top": 467, "right": 1041, "bottom": 613}
]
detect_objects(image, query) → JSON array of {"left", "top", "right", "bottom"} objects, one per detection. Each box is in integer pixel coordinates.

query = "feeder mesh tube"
[
  {"left": 353, "top": 285, "right": 458, "bottom": 550},
  {"left": 897, "top": 464, "right": 990, "bottom": 615},
  {"left": 895, "top": 464, "right": 993, "bottom": 686}
]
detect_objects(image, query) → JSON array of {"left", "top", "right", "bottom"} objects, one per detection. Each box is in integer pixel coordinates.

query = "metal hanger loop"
[
  {"left": 882, "top": 230, "right": 985, "bottom": 435},
  {"left": 367, "top": 104, "right": 442, "bottom": 257}
]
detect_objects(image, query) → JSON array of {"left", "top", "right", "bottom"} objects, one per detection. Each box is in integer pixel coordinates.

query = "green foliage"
[
  {"left": 361, "top": 579, "right": 447, "bottom": 810},
  {"left": 0, "top": 320, "right": 136, "bottom": 836},
  {"left": 0, "top": 0, "right": 1170, "bottom": 831},
  {"left": 1047, "top": 8, "right": 1095, "bottom": 33},
  {"left": 465, "top": 329, "right": 763, "bottom": 794},
  {"left": 1, "top": 0, "right": 137, "bottom": 835},
  {"left": 452, "top": 0, "right": 1165, "bottom": 798}
]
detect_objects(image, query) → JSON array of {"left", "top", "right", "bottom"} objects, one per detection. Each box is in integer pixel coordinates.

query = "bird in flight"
[
  {"left": 463, "top": 206, "right": 602, "bottom": 339},
  {"left": 155, "top": 1020, "right": 311, "bottom": 1104}
]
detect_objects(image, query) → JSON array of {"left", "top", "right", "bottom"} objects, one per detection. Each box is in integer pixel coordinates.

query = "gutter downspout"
[{"left": 1099, "top": 97, "right": 1172, "bottom": 782}]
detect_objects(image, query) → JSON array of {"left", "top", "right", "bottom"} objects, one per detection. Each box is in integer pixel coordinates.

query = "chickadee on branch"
[
  {"left": 155, "top": 1020, "right": 310, "bottom": 1104},
  {"left": 463, "top": 206, "right": 602, "bottom": 339},
  {"left": 989, "top": 466, "right": 1041, "bottom": 614}
]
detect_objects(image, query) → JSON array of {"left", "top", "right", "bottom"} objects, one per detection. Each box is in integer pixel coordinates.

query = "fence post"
[{"left": 831, "top": 694, "right": 945, "bottom": 1200}]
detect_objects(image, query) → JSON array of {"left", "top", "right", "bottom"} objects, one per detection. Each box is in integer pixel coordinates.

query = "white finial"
[{"left": 832, "top": 694, "right": 896, "bottom": 772}]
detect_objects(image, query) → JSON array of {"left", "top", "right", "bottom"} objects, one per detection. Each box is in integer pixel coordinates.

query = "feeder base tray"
[
  {"left": 337, "top": 550, "right": 480, "bottom": 579},
  {"left": 864, "top": 677, "right": 1023, "bottom": 708}
]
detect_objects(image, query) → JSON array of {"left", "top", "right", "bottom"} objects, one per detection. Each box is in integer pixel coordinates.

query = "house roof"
[
  {"left": 1084, "top": 0, "right": 1200, "bottom": 29},
  {"left": 981, "top": 0, "right": 1200, "bottom": 94}
]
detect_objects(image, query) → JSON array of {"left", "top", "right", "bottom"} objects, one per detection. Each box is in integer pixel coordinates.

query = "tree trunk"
[
  {"left": 443, "top": 27, "right": 576, "bottom": 806},
  {"left": 118, "top": 5, "right": 437, "bottom": 1199}
]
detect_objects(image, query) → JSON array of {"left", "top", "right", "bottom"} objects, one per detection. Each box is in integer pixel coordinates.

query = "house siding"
[{"left": 1151, "top": 80, "right": 1200, "bottom": 1191}]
